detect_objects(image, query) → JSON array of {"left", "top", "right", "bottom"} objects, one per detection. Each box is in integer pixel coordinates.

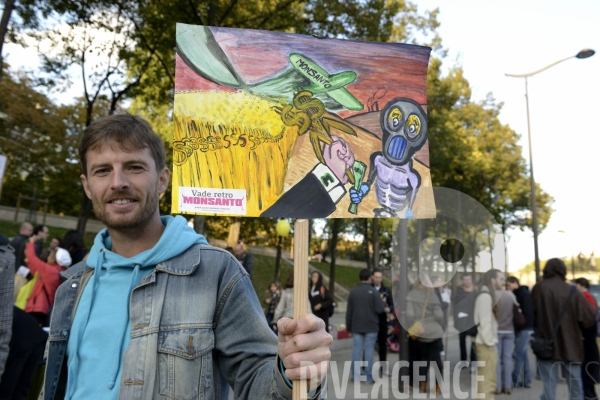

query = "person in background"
[
  {"left": 264, "top": 281, "right": 281, "bottom": 330},
  {"left": 25, "top": 237, "right": 72, "bottom": 327},
  {"left": 372, "top": 268, "right": 393, "bottom": 375},
  {"left": 506, "top": 276, "right": 534, "bottom": 389},
  {"left": 9, "top": 221, "right": 33, "bottom": 269},
  {"left": 575, "top": 277, "right": 600, "bottom": 400},
  {"left": 453, "top": 273, "right": 478, "bottom": 365},
  {"left": 273, "top": 272, "right": 296, "bottom": 325},
  {"left": 309, "top": 271, "right": 334, "bottom": 333},
  {"left": 346, "top": 269, "right": 384, "bottom": 384},
  {"left": 62, "top": 230, "right": 87, "bottom": 265},
  {"left": 234, "top": 242, "right": 253, "bottom": 278},
  {"left": 406, "top": 275, "right": 444, "bottom": 394},
  {"left": 0, "top": 234, "right": 15, "bottom": 381},
  {"left": 494, "top": 272, "right": 517, "bottom": 395},
  {"left": 532, "top": 259, "right": 596, "bottom": 400},
  {"left": 431, "top": 276, "right": 449, "bottom": 331},
  {"left": 40, "top": 236, "right": 61, "bottom": 263},
  {"left": 474, "top": 269, "right": 502, "bottom": 400},
  {"left": 31, "top": 225, "right": 49, "bottom": 258}
]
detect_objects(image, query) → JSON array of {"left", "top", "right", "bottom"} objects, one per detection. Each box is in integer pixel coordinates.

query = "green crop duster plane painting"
[{"left": 176, "top": 25, "right": 363, "bottom": 111}]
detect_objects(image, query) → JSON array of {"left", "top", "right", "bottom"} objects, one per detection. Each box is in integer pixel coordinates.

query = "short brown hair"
[
  {"left": 575, "top": 277, "right": 590, "bottom": 289},
  {"left": 79, "top": 113, "right": 166, "bottom": 175},
  {"left": 507, "top": 276, "right": 520, "bottom": 285}
]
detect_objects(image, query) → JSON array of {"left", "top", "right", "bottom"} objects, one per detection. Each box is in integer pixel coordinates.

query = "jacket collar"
[
  {"left": 62, "top": 260, "right": 90, "bottom": 280},
  {"left": 60, "top": 244, "right": 204, "bottom": 279}
]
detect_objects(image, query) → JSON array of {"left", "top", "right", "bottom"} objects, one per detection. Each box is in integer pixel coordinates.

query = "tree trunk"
[
  {"left": 227, "top": 217, "right": 242, "bottom": 247},
  {"left": 0, "top": 0, "right": 16, "bottom": 79},
  {"left": 372, "top": 218, "right": 380, "bottom": 270},
  {"left": 76, "top": 193, "right": 92, "bottom": 237},
  {"left": 363, "top": 219, "right": 371, "bottom": 270},
  {"left": 193, "top": 216, "right": 206, "bottom": 235},
  {"left": 328, "top": 219, "right": 340, "bottom": 300}
]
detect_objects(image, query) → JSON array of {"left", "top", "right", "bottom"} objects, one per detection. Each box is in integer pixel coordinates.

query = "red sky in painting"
[{"left": 175, "top": 26, "right": 431, "bottom": 118}]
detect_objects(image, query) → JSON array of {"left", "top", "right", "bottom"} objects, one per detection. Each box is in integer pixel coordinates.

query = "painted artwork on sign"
[{"left": 172, "top": 23, "right": 435, "bottom": 218}]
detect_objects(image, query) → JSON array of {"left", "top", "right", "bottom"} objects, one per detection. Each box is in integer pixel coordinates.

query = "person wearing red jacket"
[
  {"left": 575, "top": 277, "right": 600, "bottom": 400},
  {"left": 25, "top": 238, "right": 72, "bottom": 326}
]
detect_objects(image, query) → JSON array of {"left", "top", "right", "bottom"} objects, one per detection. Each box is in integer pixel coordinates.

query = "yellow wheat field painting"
[{"left": 172, "top": 23, "right": 435, "bottom": 218}]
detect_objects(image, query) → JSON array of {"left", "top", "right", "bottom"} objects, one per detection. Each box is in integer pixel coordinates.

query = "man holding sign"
[{"left": 40, "top": 114, "right": 331, "bottom": 400}]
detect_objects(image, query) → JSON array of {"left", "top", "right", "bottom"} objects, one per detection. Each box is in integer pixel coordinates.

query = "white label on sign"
[{"left": 179, "top": 187, "right": 247, "bottom": 215}]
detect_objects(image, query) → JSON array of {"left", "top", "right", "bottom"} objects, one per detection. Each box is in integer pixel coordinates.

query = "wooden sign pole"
[{"left": 292, "top": 219, "right": 309, "bottom": 400}]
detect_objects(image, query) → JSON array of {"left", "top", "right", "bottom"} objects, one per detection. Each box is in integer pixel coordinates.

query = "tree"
[{"left": 0, "top": 68, "right": 84, "bottom": 215}]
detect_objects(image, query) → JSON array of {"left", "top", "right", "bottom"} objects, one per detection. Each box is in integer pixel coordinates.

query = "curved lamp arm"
[
  {"left": 505, "top": 49, "right": 595, "bottom": 78},
  {"left": 505, "top": 55, "right": 575, "bottom": 78}
]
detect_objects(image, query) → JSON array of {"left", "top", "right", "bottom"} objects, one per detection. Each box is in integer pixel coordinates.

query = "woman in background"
[
  {"left": 309, "top": 271, "right": 333, "bottom": 332},
  {"left": 263, "top": 281, "right": 281, "bottom": 330},
  {"left": 273, "top": 272, "right": 295, "bottom": 331},
  {"left": 62, "top": 230, "right": 87, "bottom": 265}
]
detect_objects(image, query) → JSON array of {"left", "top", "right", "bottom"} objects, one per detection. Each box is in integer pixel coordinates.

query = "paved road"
[{"left": 323, "top": 313, "right": 580, "bottom": 399}]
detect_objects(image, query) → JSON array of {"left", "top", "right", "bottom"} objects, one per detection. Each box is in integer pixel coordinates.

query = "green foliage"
[
  {"left": 311, "top": 261, "right": 362, "bottom": 291},
  {"left": 0, "top": 69, "right": 83, "bottom": 216},
  {"left": 204, "top": 217, "right": 292, "bottom": 248}
]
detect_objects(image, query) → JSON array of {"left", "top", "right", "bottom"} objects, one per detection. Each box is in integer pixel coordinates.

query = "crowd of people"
[
  {"left": 319, "top": 261, "right": 599, "bottom": 399},
  {"left": 2, "top": 220, "right": 600, "bottom": 400},
  {"left": 0, "top": 223, "right": 87, "bottom": 398}
]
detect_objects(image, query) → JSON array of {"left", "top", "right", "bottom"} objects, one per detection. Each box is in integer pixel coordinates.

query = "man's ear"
[
  {"left": 158, "top": 167, "right": 170, "bottom": 195},
  {"left": 81, "top": 174, "right": 92, "bottom": 199}
]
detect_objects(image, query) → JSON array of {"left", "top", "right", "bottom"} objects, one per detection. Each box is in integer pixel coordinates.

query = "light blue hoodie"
[{"left": 65, "top": 215, "right": 208, "bottom": 399}]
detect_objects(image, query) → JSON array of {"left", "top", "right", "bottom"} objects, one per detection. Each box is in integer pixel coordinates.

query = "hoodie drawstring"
[
  {"left": 67, "top": 248, "right": 106, "bottom": 397},
  {"left": 107, "top": 263, "right": 140, "bottom": 389}
]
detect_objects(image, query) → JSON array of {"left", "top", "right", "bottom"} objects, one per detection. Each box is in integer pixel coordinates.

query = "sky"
[
  {"left": 413, "top": 0, "right": 600, "bottom": 271},
  {"left": 4, "top": 0, "right": 600, "bottom": 271}
]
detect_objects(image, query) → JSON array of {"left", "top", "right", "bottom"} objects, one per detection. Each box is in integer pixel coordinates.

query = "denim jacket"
[{"left": 41, "top": 245, "right": 299, "bottom": 400}]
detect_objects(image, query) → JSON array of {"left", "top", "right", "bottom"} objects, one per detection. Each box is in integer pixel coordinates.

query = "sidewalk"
[{"left": 325, "top": 314, "right": 581, "bottom": 399}]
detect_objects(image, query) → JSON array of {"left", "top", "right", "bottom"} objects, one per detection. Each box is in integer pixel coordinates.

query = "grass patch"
[
  {"left": 310, "top": 261, "right": 362, "bottom": 292},
  {"left": 0, "top": 220, "right": 97, "bottom": 250},
  {"left": 249, "top": 254, "right": 294, "bottom": 309}
]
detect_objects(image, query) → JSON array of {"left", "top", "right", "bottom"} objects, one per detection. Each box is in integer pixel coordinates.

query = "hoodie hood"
[{"left": 65, "top": 215, "right": 208, "bottom": 399}]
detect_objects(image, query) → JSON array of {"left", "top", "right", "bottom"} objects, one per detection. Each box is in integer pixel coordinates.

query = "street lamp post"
[{"left": 505, "top": 49, "right": 595, "bottom": 282}]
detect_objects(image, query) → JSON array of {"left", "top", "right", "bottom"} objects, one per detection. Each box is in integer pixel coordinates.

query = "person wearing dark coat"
[
  {"left": 346, "top": 269, "right": 385, "bottom": 383},
  {"left": 507, "top": 276, "right": 534, "bottom": 388},
  {"left": 309, "top": 271, "right": 333, "bottom": 333},
  {"left": 0, "top": 307, "right": 48, "bottom": 399},
  {"left": 453, "top": 274, "right": 478, "bottom": 363},
  {"left": 9, "top": 222, "right": 33, "bottom": 269},
  {"left": 531, "top": 258, "right": 596, "bottom": 400},
  {"left": 372, "top": 268, "right": 393, "bottom": 375}
]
